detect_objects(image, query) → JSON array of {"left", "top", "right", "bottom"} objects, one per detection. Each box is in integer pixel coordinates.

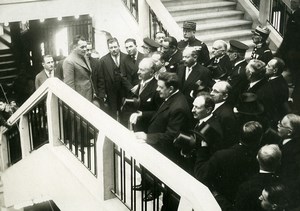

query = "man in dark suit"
[
  {"left": 122, "top": 58, "right": 161, "bottom": 130},
  {"left": 161, "top": 36, "right": 182, "bottom": 73},
  {"left": 234, "top": 144, "right": 281, "bottom": 211},
  {"left": 211, "top": 81, "right": 239, "bottom": 148},
  {"left": 133, "top": 72, "right": 192, "bottom": 162},
  {"left": 178, "top": 21, "right": 210, "bottom": 66},
  {"left": 194, "top": 121, "right": 262, "bottom": 210},
  {"left": 123, "top": 38, "right": 144, "bottom": 86},
  {"left": 177, "top": 47, "right": 214, "bottom": 108},
  {"left": 35, "top": 55, "right": 62, "bottom": 89},
  {"left": 96, "top": 37, "right": 132, "bottom": 119},
  {"left": 131, "top": 72, "right": 192, "bottom": 206},
  {"left": 277, "top": 114, "right": 300, "bottom": 209},
  {"left": 63, "top": 35, "right": 93, "bottom": 101},
  {"left": 265, "top": 57, "right": 290, "bottom": 128},
  {"left": 205, "top": 40, "right": 232, "bottom": 81}
]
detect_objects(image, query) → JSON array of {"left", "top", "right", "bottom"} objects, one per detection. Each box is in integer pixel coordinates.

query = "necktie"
[
  {"left": 185, "top": 67, "right": 192, "bottom": 80},
  {"left": 114, "top": 56, "right": 119, "bottom": 67}
]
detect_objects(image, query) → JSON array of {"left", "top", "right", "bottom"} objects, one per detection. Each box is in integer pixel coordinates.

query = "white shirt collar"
[
  {"left": 282, "top": 138, "right": 292, "bottom": 145},
  {"left": 249, "top": 79, "right": 263, "bottom": 89},
  {"left": 165, "top": 90, "right": 179, "bottom": 101},
  {"left": 234, "top": 59, "right": 246, "bottom": 67}
]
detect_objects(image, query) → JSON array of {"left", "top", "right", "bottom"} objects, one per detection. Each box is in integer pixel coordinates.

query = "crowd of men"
[{"left": 34, "top": 12, "right": 300, "bottom": 211}]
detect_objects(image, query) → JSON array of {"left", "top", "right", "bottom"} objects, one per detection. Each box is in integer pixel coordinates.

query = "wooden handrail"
[{"left": 6, "top": 78, "right": 220, "bottom": 211}]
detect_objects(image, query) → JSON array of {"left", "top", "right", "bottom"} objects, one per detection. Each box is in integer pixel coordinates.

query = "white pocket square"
[{"left": 147, "top": 98, "right": 152, "bottom": 102}]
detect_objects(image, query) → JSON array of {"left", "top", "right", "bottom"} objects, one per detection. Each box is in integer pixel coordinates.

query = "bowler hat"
[
  {"left": 229, "top": 40, "right": 249, "bottom": 53},
  {"left": 236, "top": 93, "right": 264, "bottom": 115},
  {"left": 183, "top": 21, "right": 196, "bottom": 31}
]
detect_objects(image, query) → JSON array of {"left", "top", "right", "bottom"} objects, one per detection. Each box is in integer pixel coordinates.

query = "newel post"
[
  {"left": 46, "top": 91, "right": 62, "bottom": 146},
  {"left": 19, "top": 115, "right": 32, "bottom": 158},
  {"left": 138, "top": 0, "right": 150, "bottom": 38}
]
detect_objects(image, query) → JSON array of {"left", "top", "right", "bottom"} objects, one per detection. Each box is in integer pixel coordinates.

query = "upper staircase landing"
[{"left": 162, "top": 0, "right": 255, "bottom": 51}]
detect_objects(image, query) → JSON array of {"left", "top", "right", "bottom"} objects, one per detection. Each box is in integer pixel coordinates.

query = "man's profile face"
[
  {"left": 86, "top": 44, "right": 93, "bottom": 57},
  {"left": 108, "top": 41, "right": 120, "bottom": 57},
  {"left": 74, "top": 40, "right": 87, "bottom": 56},
  {"left": 156, "top": 80, "right": 172, "bottom": 99},
  {"left": 192, "top": 97, "right": 208, "bottom": 120},
  {"left": 42, "top": 57, "right": 55, "bottom": 72}
]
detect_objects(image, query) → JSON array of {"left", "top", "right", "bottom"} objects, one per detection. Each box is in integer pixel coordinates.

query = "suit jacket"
[
  {"left": 35, "top": 69, "right": 62, "bottom": 89},
  {"left": 205, "top": 54, "right": 232, "bottom": 80},
  {"left": 266, "top": 75, "right": 289, "bottom": 122},
  {"left": 279, "top": 138, "right": 300, "bottom": 208},
  {"left": 97, "top": 52, "right": 132, "bottom": 118},
  {"left": 63, "top": 52, "right": 93, "bottom": 101},
  {"left": 234, "top": 173, "right": 278, "bottom": 211},
  {"left": 143, "top": 91, "right": 192, "bottom": 163},
  {"left": 213, "top": 101, "right": 239, "bottom": 149},
  {"left": 194, "top": 144, "right": 259, "bottom": 202},
  {"left": 177, "top": 63, "right": 214, "bottom": 108},
  {"left": 164, "top": 50, "right": 182, "bottom": 73},
  {"left": 123, "top": 52, "right": 144, "bottom": 86}
]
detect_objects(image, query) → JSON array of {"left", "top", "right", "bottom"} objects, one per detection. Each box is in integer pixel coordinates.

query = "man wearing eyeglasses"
[
  {"left": 277, "top": 113, "right": 300, "bottom": 209},
  {"left": 63, "top": 35, "right": 93, "bottom": 101}
]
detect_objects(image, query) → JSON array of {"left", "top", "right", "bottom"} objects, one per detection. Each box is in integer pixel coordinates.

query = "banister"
[
  {"left": 4, "top": 78, "right": 220, "bottom": 211},
  {"left": 144, "top": 0, "right": 182, "bottom": 40}
]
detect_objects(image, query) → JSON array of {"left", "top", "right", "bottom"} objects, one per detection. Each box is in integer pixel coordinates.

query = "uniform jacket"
[
  {"left": 251, "top": 43, "right": 273, "bottom": 64},
  {"left": 205, "top": 54, "right": 232, "bottom": 80},
  {"left": 63, "top": 51, "right": 93, "bottom": 101},
  {"left": 178, "top": 37, "right": 210, "bottom": 65}
]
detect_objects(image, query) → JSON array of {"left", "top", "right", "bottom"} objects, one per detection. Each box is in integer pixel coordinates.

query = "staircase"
[
  {"left": 162, "top": 0, "right": 255, "bottom": 50},
  {"left": 0, "top": 26, "right": 18, "bottom": 87}
]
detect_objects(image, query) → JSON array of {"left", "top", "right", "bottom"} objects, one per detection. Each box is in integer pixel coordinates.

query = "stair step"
[
  {"left": 0, "top": 67, "right": 17, "bottom": 73},
  {"left": 0, "top": 49, "right": 12, "bottom": 54},
  {"left": 0, "top": 60, "right": 16, "bottom": 69},
  {"left": 163, "top": 0, "right": 221, "bottom": 7},
  {"left": 175, "top": 10, "right": 244, "bottom": 25},
  {"left": 0, "top": 53, "right": 14, "bottom": 62},
  {"left": 195, "top": 20, "right": 252, "bottom": 35},
  {"left": 198, "top": 29, "right": 253, "bottom": 45},
  {"left": 168, "top": 1, "right": 237, "bottom": 17}
]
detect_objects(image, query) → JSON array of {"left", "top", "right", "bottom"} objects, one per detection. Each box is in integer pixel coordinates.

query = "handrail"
[
  {"left": 145, "top": 0, "right": 182, "bottom": 40},
  {"left": 4, "top": 78, "right": 220, "bottom": 211}
]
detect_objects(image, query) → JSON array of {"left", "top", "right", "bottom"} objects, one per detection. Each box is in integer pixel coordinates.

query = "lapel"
[
  {"left": 150, "top": 92, "right": 177, "bottom": 122},
  {"left": 106, "top": 54, "right": 117, "bottom": 80},
  {"left": 184, "top": 66, "right": 201, "bottom": 90},
  {"left": 71, "top": 52, "right": 92, "bottom": 73},
  {"left": 140, "top": 78, "right": 156, "bottom": 96},
  {"left": 136, "top": 52, "right": 144, "bottom": 65}
]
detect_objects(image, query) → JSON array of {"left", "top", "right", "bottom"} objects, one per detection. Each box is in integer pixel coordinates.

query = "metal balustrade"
[
  {"left": 6, "top": 124, "right": 21, "bottom": 165},
  {"left": 58, "top": 99, "right": 98, "bottom": 176}
]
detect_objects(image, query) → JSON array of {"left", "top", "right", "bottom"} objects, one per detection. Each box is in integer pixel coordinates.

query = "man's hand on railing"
[
  {"left": 129, "top": 111, "right": 142, "bottom": 125},
  {"left": 134, "top": 132, "right": 147, "bottom": 143}
]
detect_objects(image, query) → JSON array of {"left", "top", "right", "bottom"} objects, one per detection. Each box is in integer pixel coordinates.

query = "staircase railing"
[{"left": 0, "top": 78, "right": 220, "bottom": 211}]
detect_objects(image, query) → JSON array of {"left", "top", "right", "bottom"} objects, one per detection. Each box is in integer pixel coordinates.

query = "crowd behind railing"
[{"left": 2, "top": 1, "right": 300, "bottom": 210}]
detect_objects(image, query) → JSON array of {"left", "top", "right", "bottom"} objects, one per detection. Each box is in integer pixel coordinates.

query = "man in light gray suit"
[
  {"left": 63, "top": 35, "right": 94, "bottom": 101},
  {"left": 35, "top": 55, "right": 62, "bottom": 89}
]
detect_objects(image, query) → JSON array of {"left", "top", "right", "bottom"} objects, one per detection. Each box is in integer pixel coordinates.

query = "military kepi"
[
  {"left": 183, "top": 21, "right": 196, "bottom": 31},
  {"left": 143, "top": 37, "right": 160, "bottom": 49},
  {"left": 229, "top": 40, "right": 249, "bottom": 53}
]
